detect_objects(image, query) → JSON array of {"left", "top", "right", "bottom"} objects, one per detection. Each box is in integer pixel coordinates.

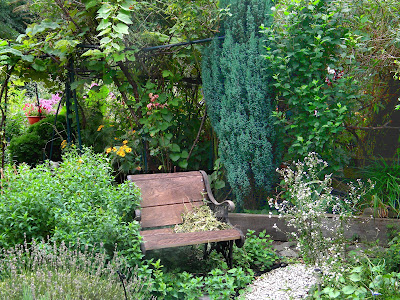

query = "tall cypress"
[{"left": 202, "top": 0, "right": 279, "bottom": 209}]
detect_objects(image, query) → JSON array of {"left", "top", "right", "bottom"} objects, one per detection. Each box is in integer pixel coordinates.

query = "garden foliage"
[
  {"left": 8, "top": 114, "right": 67, "bottom": 165},
  {"left": 0, "top": 146, "right": 142, "bottom": 264},
  {"left": 202, "top": 0, "right": 280, "bottom": 209},
  {"left": 264, "top": 0, "right": 359, "bottom": 169},
  {"left": 271, "top": 152, "right": 370, "bottom": 265}
]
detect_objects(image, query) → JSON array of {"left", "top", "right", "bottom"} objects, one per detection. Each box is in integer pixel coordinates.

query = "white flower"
[{"left": 327, "top": 66, "right": 335, "bottom": 74}]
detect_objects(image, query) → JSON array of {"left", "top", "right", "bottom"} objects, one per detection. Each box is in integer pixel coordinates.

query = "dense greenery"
[
  {"left": 202, "top": 0, "right": 280, "bottom": 209},
  {"left": 263, "top": 0, "right": 360, "bottom": 170},
  {"left": 8, "top": 114, "right": 67, "bottom": 165},
  {"left": 0, "top": 147, "right": 142, "bottom": 264}
]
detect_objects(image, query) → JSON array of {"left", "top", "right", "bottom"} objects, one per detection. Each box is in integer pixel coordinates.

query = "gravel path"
[{"left": 244, "top": 264, "right": 317, "bottom": 300}]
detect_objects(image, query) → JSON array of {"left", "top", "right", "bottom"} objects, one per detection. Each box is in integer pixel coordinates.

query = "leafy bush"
[
  {"left": 314, "top": 258, "right": 400, "bottom": 299},
  {"left": 8, "top": 114, "right": 67, "bottom": 165},
  {"left": 264, "top": 0, "right": 359, "bottom": 169},
  {"left": 0, "top": 146, "right": 142, "bottom": 264},
  {"left": 0, "top": 239, "right": 151, "bottom": 300},
  {"left": 233, "top": 230, "right": 278, "bottom": 273}
]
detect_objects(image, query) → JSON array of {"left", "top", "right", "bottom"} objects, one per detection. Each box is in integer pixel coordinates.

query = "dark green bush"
[{"left": 8, "top": 114, "right": 67, "bottom": 165}]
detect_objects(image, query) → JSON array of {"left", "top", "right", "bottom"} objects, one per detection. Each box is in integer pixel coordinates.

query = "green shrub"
[
  {"left": 264, "top": 0, "right": 359, "bottom": 169},
  {"left": 8, "top": 114, "right": 67, "bottom": 165},
  {"left": 314, "top": 258, "right": 400, "bottom": 299},
  {"left": 233, "top": 230, "right": 278, "bottom": 273},
  {"left": 0, "top": 146, "right": 142, "bottom": 265}
]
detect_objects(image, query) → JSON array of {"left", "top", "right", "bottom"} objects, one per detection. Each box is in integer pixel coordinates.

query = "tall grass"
[
  {"left": 362, "top": 157, "right": 400, "bottom": 217},
  {"left": 0, "top": 239, "right": 152, "bottom": 300}
]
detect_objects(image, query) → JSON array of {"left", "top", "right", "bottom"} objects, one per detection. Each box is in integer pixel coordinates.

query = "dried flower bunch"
[{"left": 174, "top": 205, "right": 231, "bottom": 233}]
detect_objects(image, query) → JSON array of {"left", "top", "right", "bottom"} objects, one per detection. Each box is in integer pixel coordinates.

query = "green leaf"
[
  {"left": 342, "top": 285, "right": 357, "bottom": 295},
  {"left": 169, "top": 153, "right": 180, "bottom": 162},
  {"left": 97, "top": 19, "right": 112, "bottom": 31},
  {"left": 97, "top": 4, "right": 113, "bottom": 18},
  {"left": 113, "top": 23, "right": 129, "bottom": 35},
  {"left": 162, "top": 114, "right": 173, "bottom": 123},
  {"left": 178, "top": 160, "right": 188, "bottom": 169},
  {"left": 162, "top": 70, "right": 174, "bottom": 78},
  {"left": 112, "top": 52, "right": 125, "bottom": 62},
  {"left": 170, "top": 98, "right": 179, "bottom": 106},
  {"left": 0, "top": 47, "right": 23, "bottom": 57},
  {"left": 21, "top": 55, "right": 34, "bottom": 62},
  {"left": 159, "top": 122, "right": 170, "bottom": 131},
  {"left": 170, "top": 144, "right": 180, "bottom": 152},
  {"left": 100, "top": 37, "right": 112, "bottom": 45},
  {"left": 180, "top": 150, "right": 189, "bottom": 159},
  {"left": 215, "top": 180, "right": 225, "bottom": 190},
  {"left": 116, "top": 12, "right": 133, "bottom": 25},
  {"left": 85, "top": 0, "right": 98, "bottom": 10},
  {"left": 349, "top": 273, "right": 362, "bottom": 282}
]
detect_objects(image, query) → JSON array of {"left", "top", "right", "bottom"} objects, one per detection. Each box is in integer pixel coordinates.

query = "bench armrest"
[{"left": 200, "top": 170, "right": 235, "bottom": 223}]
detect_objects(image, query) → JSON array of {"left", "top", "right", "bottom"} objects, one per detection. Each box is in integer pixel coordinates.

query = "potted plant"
[{"left": 23, "top": 93, "right": 61, "bottom": 124}]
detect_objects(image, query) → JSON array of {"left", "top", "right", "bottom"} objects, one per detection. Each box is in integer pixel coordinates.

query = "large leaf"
[
  {"left": 116, "top": 12, "right": 133, "bottom": 25},
  {"left": 113, "top": 23, "right": 129, "bottom": 35},
  {"left": 169, "top": 153, "right": 180, "bottom": 162}
]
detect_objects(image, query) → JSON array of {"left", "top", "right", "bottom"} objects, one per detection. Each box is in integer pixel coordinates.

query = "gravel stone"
[{"left": 245, "top": 264, "right": 316, "bottom": 300}]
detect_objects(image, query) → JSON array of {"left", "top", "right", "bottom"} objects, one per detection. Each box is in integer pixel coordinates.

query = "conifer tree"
[{"left": 202, "top": 0, "right": 280, "bottom": 209}]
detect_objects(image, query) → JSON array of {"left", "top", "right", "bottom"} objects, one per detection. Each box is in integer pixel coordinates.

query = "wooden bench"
[{"left": 127, "top": 170, "right": 245, "bottom": 267}]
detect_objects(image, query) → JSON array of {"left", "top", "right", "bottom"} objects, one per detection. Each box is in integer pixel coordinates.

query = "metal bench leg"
[{"left": 204, "top": 241, "right": 234, "bottom": 268}]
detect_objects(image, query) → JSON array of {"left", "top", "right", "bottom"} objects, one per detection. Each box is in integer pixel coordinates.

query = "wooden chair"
[{"left": 127, "top": 170, "right": 245, "bottom": 267}]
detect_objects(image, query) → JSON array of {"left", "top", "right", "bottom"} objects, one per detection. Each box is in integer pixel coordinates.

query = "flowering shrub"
[
  {"left": 23, "top": 93, "right": 61, "bottom": 116},
  {"left": 106, "top": 139, "right": 142, "bottom": 177},
  {"left": 270, "top": 152, "right": 371, "bottom": 265}
]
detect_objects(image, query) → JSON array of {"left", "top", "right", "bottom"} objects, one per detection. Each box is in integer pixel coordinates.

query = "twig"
[{"left": 187, "top": 110, "right": 207, "bottom": 161}]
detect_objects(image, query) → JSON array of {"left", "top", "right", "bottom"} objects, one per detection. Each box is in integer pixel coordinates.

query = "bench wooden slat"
[
  {"left": 140, "top": 202, "right": 203, "bottom": 228},
  {"left": 128, "top": 172, "right": 207, "bottom": 208},
  {"left": 140, "top": 228, "right": 174, "bottom": 236},
  {"left": 141, "top": 228, "right": 242, "bottom": 251}
]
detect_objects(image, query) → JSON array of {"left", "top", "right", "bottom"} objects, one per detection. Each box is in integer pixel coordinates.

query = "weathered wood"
[
  {"left": 229, "top": 213, "right": 400, "bottom": 246},
  {"left": 141, "top": 229, "right": 242, "bottom": 251},
  {"left": 140, "top": 202, "right": 203, "bottom": 228},
  {"left": 127, "top": 171, "right": 245, "bottom": 267},
  {"left": 128, "top": 171, "right": 207, "bottom": 208}
]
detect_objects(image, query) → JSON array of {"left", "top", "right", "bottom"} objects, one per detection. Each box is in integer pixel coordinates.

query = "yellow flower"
[
  {"left": 117, "top": 150, "right": 126, "bottom": 157},
  {"left": 125, "top": 147, "right": 132, "bottom": 153},
  {"left": 112, "top": 147, "right": 117, "bottom": 152},
  {"left": 97, "top": 125, "right": 104, "bottom": 131},
  {"left": 123, "top": 140, "right": 128, "bottom": 145},
  {"left": 78, "top": 159, "right": 83, "bottom": 164},
  {"left": 106, "top": 147, "right": 112, "bottom": 154},
  {"left": 61, "top": 140, "right": 67, "bottom": 149}
]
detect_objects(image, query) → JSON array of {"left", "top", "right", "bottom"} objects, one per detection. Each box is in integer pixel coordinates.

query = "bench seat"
[{"left": 127, "top": 170, "right": 244, "bottom": 267}]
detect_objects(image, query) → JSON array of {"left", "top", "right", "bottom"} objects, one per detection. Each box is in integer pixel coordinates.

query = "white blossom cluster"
[{"left": 269, "top": 152, "right": 372, "bottom": 266}]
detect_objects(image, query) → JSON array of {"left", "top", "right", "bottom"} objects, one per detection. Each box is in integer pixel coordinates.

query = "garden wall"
[{"left": 229, "top": 213, "right": 400, "bottom": 245}]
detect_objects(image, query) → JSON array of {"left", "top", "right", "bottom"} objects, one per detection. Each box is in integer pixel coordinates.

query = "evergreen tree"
[{"left": 202, "top": 0, "right": 280, "bottom": 209}]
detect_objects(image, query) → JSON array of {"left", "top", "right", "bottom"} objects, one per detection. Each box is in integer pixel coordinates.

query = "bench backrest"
[{"left": 127, "top": 171, "right": 208, "bottom": 228}]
